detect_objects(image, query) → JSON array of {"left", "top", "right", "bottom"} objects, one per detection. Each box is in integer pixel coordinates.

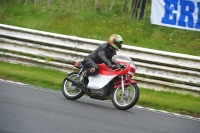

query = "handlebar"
[{"left": 112, "top": 64, "right": 126, "bottom": 70}]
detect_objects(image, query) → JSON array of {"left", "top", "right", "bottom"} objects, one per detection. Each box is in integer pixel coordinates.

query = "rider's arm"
[{"left": 97, "top": 47, "right": 112, "bottom": 67}]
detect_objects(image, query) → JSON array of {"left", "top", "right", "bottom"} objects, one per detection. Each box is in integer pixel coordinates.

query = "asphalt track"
[{"left": 0, "top": 80, "right": 199, "bottom": 133}]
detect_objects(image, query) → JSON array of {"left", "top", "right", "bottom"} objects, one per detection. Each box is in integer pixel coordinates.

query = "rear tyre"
[
  {"left": 62, "top": 72, "right": 84, "bottom": 100},
  {"left": 112, "top": 83, "right": 139, "bottom": 110}
]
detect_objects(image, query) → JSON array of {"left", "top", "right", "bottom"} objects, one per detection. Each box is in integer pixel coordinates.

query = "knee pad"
[{"left": 86, "top": 67, "right": 99, "bottom": 76}]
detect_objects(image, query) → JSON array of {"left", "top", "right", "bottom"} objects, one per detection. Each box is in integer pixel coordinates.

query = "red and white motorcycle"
[{"left": 62, "top": 55, "right": 140, "bottom": 110}]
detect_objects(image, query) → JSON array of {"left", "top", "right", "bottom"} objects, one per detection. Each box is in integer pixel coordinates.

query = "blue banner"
[{"left": 151, "top": 0, "right": 200, "bottom": 31}]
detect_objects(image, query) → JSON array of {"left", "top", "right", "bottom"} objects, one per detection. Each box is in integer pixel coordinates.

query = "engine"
[{"left": 90, "top": 88, "right": 105, "bottom": 97}]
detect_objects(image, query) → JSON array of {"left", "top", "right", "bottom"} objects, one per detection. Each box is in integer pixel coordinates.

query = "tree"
[
  {"left": 109, "top": 0, "right": 115, "bottom": 11},
  {"left": 131, "top": 0, "right": 147, "bottom": 20},
  {"left": 95, "top": 0, "right": 100, "bottom": 11},
  {"left": 48, "top": 0, "right": 51, "bottom": 6},
  {"left": 122, "top": 0, "right": 129, "bottom": 15}
]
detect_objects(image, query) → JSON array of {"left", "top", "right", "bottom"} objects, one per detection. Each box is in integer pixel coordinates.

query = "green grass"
[
  {"left": 139, "top": 89, "right": 200, "bottom": 116},
  {"left": 0, "top": 61, "right": 66, "bottom": 90},
  {"left": 0, "top": 0, "right": 200, "bottom": 56},
  {"left": 0, "top": 61, "right": 200, "bottom": 117}
]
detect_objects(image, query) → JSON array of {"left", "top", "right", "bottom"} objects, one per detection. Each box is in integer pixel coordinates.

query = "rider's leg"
[
  {"left": 85, "top": 65, "right": 99, "bottom": 76},
  {"left": 89, "top": 68, "right": 96, "bottom": 73},
  {"left": 82, "top": 58, "right": 99, "bottom": 77}
]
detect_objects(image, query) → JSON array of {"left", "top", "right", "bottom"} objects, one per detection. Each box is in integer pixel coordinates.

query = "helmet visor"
[
  {"left": 112, "top": 40, "right": 122, "bottom": 50},
  {"left": 115, "top": 41, "right": 122, "bottom": 49},
  {"left": 110, "top": 43, "right": 119, "bottom": 50}
]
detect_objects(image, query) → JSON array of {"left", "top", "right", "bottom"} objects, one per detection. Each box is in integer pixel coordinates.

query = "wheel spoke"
[
  {"left": 62, "top": 72, "right": 84, "bottom": 100},
  {"left": 114, "top": 84, "right": 136, "bottom": 107}
]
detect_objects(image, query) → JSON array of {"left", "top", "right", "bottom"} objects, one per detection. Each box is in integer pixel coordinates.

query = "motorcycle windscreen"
[{"left": 112, "top": 55, "right": 135, "bottom": 69}]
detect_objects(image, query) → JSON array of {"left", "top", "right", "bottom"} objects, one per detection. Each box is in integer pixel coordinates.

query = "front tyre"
[
  {"left": 62, "top": 72, "right": 84, "bottom": 100},
  {"left": 112, "top": 83, "right": 139, "bottom": 110}
]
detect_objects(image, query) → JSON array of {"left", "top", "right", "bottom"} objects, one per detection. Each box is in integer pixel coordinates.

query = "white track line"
[{"left": 0, "top": 79, "right": 199, "bottom": 122}]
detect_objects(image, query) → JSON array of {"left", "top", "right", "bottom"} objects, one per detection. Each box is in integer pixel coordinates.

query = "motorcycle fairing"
[
  {"left": 86, "top": 63, "right": 128, "bottom": 90},
  {"left": 87, "top": 74, "right": 117, "bottom": 90},
  {"left": 86, "top": 63, "right": 133, "bottom": 90},
  {"left": 97, "top": 64, "right": 130, "bottom": 75}
]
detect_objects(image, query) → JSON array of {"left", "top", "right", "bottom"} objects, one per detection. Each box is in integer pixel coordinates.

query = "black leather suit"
[{"left": 81, "top": 43, "right": 116, "bottom": 75}]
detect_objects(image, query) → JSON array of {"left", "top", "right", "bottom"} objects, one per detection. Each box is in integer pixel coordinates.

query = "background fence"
[{"left": 0, "top": 24, "right": 199, "bottom": 95}]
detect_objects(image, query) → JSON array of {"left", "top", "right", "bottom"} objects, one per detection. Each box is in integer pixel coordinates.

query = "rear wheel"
[
  {"left": 112, "top": 83, "right": 139, "bottom": 110},
  {"left": 62, "top": 72, "right": 84, "bottom": 100}
]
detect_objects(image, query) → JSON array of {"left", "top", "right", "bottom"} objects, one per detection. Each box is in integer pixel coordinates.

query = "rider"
[{"left": 81, "top": 34, "right": 123, "bottom": 78}]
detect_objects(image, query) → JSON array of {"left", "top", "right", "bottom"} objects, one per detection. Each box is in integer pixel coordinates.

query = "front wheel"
[
  {"left": 62, "top": 72, "right": 85, "bottom": 100},
  {"left": 112, "top": 83, "right": 140, "bottom": 110}
]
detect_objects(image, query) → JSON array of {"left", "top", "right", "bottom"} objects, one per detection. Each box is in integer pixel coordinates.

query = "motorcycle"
[{"left": 62, "top": 55, "right": 140, "bottom": 110}]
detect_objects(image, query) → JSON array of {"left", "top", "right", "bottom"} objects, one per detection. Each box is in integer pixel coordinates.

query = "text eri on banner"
[{"left": 151, "top": 0, "right": 200, "bottom": 31}]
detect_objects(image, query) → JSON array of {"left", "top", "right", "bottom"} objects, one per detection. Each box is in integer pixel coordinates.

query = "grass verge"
[{"left": 0, "top": 61, "right": 199, "bottom": 117}]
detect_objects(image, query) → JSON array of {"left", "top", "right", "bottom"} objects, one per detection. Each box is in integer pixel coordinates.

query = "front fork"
[
  {"left": 121, "top": 76, "right": 125, "bottom": 94},
  {"left": 77, "top": 68, "right": 84, "bottom": 80}
]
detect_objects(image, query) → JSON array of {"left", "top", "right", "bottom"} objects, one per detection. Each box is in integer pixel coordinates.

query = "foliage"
[{"left": 0, "top": 0, "right": 199, "bottom": 56}]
